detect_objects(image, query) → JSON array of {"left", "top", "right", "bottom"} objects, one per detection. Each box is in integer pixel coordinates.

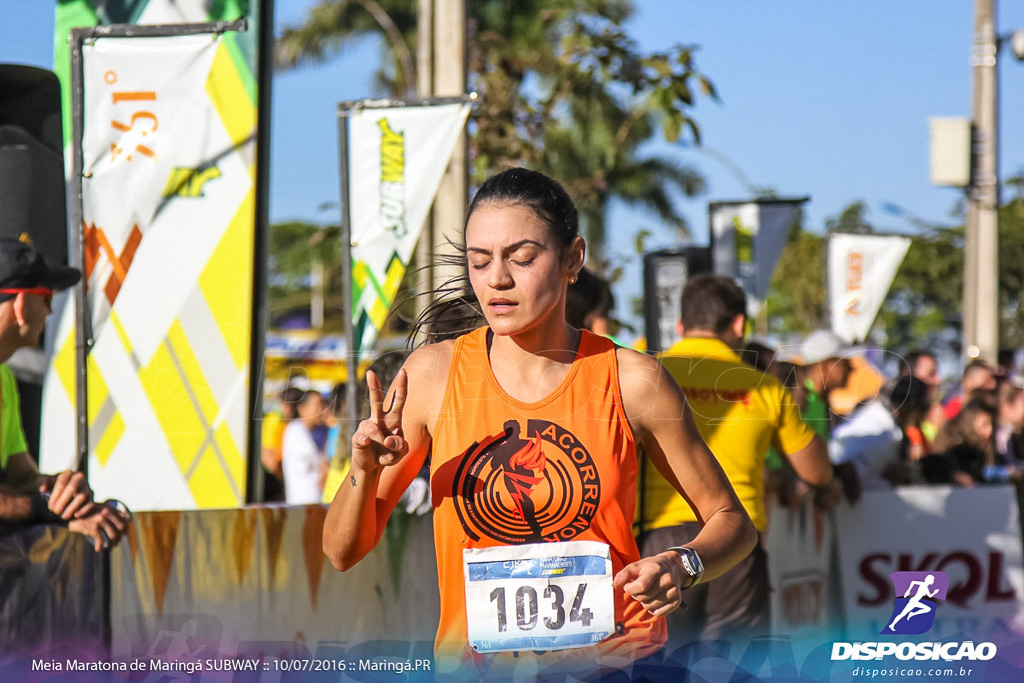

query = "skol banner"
[
  {"left": 827, "top": 232, "right": 910, "bottom": 343},
  {"left": 835, "top": 486, "right": 1024, "bottom": 642},
  {"left": 342, "top": 101, "right": 471, "bottom": 357},
  {"left": 40, "top": 27, "right": 258, "bottom": 511},
  {"left": 709, "top": 198, "right": 807, "bottom": 312}
]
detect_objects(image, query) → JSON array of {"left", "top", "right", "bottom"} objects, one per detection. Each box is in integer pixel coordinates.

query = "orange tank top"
[{"left": 429, "top": 327, "right": 665, "bottom": 675}]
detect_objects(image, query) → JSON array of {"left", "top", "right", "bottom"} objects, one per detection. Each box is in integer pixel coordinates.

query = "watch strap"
[{"left": 31, "top": 492, "right": 69, "bottom": 527}]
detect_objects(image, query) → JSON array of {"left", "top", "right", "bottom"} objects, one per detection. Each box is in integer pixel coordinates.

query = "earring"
[{"left": 568, "top": 274, "right": 578, "bottom": 284}]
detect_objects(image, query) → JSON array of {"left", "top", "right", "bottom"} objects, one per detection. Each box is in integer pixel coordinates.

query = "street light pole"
[
  {"left": 964, "top": 0, "right": 1000, "bottom": 362},
  {"left": 415, "top": 0, "right": 467, "bottom": 305}
]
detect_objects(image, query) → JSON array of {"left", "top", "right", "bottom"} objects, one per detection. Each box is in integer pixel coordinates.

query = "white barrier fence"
[
  {"left": 109, "top": 506, "right": 440, "bottom": 663},
  {"left": 766, "top": 485, "right": 1024, "bottom": 646},
  {"left": 7, "top": 485, "right": 1018, "bottom": 677}
]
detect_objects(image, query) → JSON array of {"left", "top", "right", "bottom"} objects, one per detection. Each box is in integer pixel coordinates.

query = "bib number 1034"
[
  {"left": 489, "top": 583, "right": 593, "bottom": 632},
  {"left": 463, "top": 541, "right": 615, "bottom": 653}
]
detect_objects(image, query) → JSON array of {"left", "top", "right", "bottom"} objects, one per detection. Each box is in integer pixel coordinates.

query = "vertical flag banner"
[
  {"left": 709, "top": 198, "right": 807, "bottom": 313},
  {"left": 827, "top": 233, "right": 910, "bottom": 343},
  {"left": 41, "top": 23, "right": 259, "bottom": 511},
  {"left": 342, "top": 101, "right": 471, "bottom": 357}
]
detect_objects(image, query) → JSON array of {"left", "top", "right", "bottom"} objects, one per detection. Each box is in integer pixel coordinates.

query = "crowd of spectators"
[{"left": 747, "top": 335, "right": 1024, "bottom": 501}]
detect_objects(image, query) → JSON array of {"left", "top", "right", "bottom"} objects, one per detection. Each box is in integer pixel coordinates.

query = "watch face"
[
  {"left": 691, "top": 551, "right": 704, "bottom": 574},
  {"left": 681, "top": 548, "right": 704, "bottom": 577}
]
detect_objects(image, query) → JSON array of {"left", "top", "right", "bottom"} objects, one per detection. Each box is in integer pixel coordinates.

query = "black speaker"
[
  {"left": 0, "top": 64, "right": 68, "bottom": 266},
  {"left": 642, "top": 246, "right": 712, "bottom": 354},
  {"left": 0, "top": 65, "right": 69, "bottom": 461}
]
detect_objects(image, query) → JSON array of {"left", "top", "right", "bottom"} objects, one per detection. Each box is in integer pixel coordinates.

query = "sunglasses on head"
[{"left": 0, "top": 287, "right": 54, "bottom": 305}]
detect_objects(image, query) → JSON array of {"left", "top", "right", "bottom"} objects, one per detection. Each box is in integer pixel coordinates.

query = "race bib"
[{"left": 463, "top": 540, "right": 615, "bottom": 653}]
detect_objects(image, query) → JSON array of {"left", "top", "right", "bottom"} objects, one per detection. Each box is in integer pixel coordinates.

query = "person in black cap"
[{"left": 0, "top": 236, "right": 129, "bottom": 551}]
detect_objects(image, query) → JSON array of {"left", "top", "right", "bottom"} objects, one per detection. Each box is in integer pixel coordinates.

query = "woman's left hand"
[{"left": 613, "top": 551, "right": 687, "bottom": 617}]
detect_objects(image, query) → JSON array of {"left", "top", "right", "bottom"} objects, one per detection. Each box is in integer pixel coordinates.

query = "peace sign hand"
[{"left": 351, "top": 369, "right": 409, "bottom": 474}]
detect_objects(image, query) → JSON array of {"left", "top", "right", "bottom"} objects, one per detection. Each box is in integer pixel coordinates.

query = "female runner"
[{"left": 323, "top": 167, "right": 756, "bottom": 678}]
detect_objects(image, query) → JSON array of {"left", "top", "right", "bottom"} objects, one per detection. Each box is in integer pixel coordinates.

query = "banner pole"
[
  {"left": 69, "top": 29, "right": 90, "bottom": 476},
  {"left": 338, "top": 110, "right": 360, "bottom": 442},
  {"left": 246, "top": 0, "right": 274, "bottom": 503}
]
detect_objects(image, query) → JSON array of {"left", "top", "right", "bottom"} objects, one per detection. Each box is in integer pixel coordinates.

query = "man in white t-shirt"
[{"left": 281, "top": 389, "right": 328, "bottom": 505}]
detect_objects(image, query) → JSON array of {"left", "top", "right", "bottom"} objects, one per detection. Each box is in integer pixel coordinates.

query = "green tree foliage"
[
  {"left": 276, "top": 0, "right": 419, "bottom": 95},
  {"left": 766, "top": 178, "right": 1024, "bottom": 355},
  {"left": 880, "top": 177, "right": 1024, "bottom": 356},
  {"left": 877, "top": 225, "right": 963, "bottom": 356},
  {"left": 998, "top": 174, "right": 1024, "bottom": 349},
  {"left": 275, "top": 0, "right": 712, "bottom": 263},
  {"left": 763, "top": 200, "right": 872, "bottom": 337},
  {"left": 824, "top": 201, "right": 873, "bottom": 234},
  {"left": 267, "top": 221, "right": 344, "bottom": 328},
  {"left": 765, "top": 218, "right": 826, "bottom": 336}
]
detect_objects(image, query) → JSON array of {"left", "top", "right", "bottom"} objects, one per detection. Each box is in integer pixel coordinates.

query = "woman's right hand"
[{"left": 351, "top": 369, "right": 409, "bottom": 473}]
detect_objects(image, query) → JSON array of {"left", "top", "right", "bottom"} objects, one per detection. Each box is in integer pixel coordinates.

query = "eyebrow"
[{"left": 466, "top": 239, "right": 546, "bottom": 256}]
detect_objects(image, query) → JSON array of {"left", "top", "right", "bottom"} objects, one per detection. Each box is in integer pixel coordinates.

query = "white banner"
[
  {"left": 345, "top": 102, "right": 470, "bottom": 356},
  {"left": 765, "top": 501, "right": 836, "bottom": 641},
  {"left": 80, "top": 35, "right": 223, "bottom": 341},
  {"left": 710, "top": 199, "right": 804, "bottom": 312},
  {"left": 41, "top": 30, "right": 257, "bottom": 510},
  {"left": 835, "top": 486, "right": 1024, "bottom": 641},
  {"left": 827, "top": 232, "right": 910, "bottom": 344}
]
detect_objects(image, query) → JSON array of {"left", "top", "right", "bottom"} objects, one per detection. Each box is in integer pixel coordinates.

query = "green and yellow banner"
[
  {"left": 342, "top": 101, "right": 470, "bottom": 357},
  {"left": 40, "top": 1, "right": 262, "bottom": 510}
]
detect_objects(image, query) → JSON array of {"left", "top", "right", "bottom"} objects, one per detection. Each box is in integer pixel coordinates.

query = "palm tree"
[
  {"left": 276, "top": 0, "right": 712, "bottom": 263},
  {"left": 276, "top": 0, "right": 418, "bottom": 96},
  {"left": 541, "top": 85, "right": 705, "bottom": 265}
]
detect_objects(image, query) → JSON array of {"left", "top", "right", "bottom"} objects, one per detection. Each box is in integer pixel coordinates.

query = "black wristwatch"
[{"left": 668, "top": 546, "right": 704, "bottom": 589}]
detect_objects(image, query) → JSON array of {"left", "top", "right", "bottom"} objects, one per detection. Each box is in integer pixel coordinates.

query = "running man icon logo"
[{"left": 881, "top": 571, "right": 950, "bottom": 635}]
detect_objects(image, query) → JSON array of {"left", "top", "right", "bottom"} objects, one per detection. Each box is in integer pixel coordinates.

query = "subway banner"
[
  {"left": 40, "top": 25, "right": 259, "bottom": 511},
  {"left": 826, "top": 232, "right": 910, "bottom": 344},
  {"left": 341, "top": 99, "right": 471, "bottom": 358}
]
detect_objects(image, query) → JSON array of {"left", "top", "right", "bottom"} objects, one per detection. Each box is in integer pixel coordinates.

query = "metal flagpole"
[
  {"left": 68, "top": 29, "right": 89, "bottom": 475},
  {"left": 338, "top": 111, "right": 360, "bottom": 442}
]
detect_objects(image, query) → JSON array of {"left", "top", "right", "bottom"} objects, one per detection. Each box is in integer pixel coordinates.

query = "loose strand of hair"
[{"left": 384, "top": 238, "right": 485, "bottom": 349}]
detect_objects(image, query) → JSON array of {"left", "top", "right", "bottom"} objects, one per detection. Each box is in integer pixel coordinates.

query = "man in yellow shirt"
[{"left": 638, "top": 274, "right": 832, "bottom": 645}]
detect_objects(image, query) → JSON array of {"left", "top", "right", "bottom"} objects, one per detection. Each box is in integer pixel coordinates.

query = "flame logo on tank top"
[{"left": 451, "top": 418, "right": 602, "bottom": 544}]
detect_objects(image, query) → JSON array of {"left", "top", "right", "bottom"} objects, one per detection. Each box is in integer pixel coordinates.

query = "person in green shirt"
[{"left": 798, "top": 329, "right": 856, "bottom": 440}]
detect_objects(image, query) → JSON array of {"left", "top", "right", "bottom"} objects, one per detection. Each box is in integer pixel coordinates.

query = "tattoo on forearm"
[{"left": 350, "top": 475, "right": 357, "bottom": 488}]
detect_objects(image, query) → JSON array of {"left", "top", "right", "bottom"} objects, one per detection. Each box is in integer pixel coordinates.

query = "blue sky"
[{"left": 3, "top": 0, "right": 1024, "bottom": 340}]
